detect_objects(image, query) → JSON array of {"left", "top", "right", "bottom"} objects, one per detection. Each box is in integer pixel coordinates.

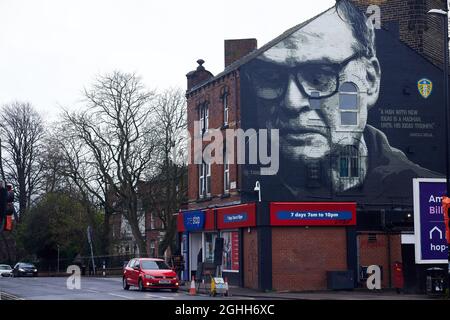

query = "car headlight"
[
  {"left": 33, "top": 269, "right": 37, "bottom": 272},
  {"left": 144, "top": 275, "right": 154, "bottom": 279},
  {"left": 19, "top": 268, "right": 25, "bottom": 272}
]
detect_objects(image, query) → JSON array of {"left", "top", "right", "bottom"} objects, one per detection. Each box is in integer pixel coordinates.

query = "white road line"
[
  {"left": 108, "top": 293, "right": 133, "bottom": 300},
  {"left": 144, "top": 293, "right": 165, "bottom": 299},
  {"left": 87, "top": 289, "right": 100, "bottom": 293}
]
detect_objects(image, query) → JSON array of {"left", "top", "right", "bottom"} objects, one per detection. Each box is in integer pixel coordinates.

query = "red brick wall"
[
  {"left": 272, "top": 227, "right": 348, "bottom": 291},
  {"left": 358, "top": 233, "right": 402, "bottom": 288},
  {"left": 225, "top": 39, "right": 257, "bottom": 67},
  {"left": 243, "top": 228, "right": 259, "bottom": 289},
  {"left": 187, "top": 72, "right": 242, "bottom": 210},
  {"left": 351, "top": 0, "right": 446, "bottom": 68}
]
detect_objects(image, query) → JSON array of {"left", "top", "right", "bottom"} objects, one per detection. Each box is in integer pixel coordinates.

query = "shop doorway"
[{"left": 189, "top": 233, "right": 202, "bottom": 277}]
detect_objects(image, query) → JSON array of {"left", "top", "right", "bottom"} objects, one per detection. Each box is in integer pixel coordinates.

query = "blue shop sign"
[
  {"left": 223, "top": 212, "right": 248, "bottom": 223},
  {"left": 183, "top": 210, "right": 205, "bottom": 231}
]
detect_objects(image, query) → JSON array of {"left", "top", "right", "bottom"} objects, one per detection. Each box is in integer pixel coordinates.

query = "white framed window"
[
  {"left": 199, "top": 163, "right": 211, "bottom": 197},
  {"left": 206, "top": 163, "right": 211, "bottom": 196},
  {"left": 223, "top": 94, "right": 229, "bottom": 126},
  {"left": 224, "top": 152, "right": 230, "bottom": 193},
  {"left": 199, "top": 164, "right": 205, "bottom": 197},
  {"left": 199, "top": 104, "right": 209, "bottom": 134},
  {"left": 150, "top": 240, "right": 156, "bottom": 258},
  {"left": 339, "top": 82, "right": 358, "bottom": 126}
]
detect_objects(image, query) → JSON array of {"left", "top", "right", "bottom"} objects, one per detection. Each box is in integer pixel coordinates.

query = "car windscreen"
[
  {"left": 140, "top": 260, "right": 170, "bottom": 270},
  {"left": 0, "top": 265, "right": 11, "bottom": 270},
  {"left": 20, "top": 264, "right": 35, "bottom": 268}
]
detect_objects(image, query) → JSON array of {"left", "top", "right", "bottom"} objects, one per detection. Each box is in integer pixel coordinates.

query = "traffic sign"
[{"left": 413, "top": 178, "right": 448, "bottom": 264}]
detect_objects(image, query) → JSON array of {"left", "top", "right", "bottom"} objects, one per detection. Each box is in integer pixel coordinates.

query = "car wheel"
[
  {"left": 138, "top": 278, "right": 145, "bottom": 291},
  {"left": 123, "top": 277, "right": 130, "bottom": 290},
  {"left": 171, "top": 288, "right": 178, "bottom": 293}
]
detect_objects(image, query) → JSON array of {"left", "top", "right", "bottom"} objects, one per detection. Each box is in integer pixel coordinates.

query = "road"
[{"left": 0, "top": 276, "right": 255, "bottom": 300}]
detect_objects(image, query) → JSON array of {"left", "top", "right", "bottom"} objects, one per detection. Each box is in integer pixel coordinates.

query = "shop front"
[{"left": 177, "top": 203, "right": 257, "bottom": 285}]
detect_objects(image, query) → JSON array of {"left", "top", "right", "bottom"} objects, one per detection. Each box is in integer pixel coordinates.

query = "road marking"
[
  {"left": 108, "top": 293, "right": 133, "bottom": 300},
  {"left": 87, "top": 289, "right": 100, "bottom": 293}
]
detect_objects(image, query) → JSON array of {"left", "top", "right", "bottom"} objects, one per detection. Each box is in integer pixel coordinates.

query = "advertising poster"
[{"left": 222, "top": 231, "right": 239, "bottom": 272}]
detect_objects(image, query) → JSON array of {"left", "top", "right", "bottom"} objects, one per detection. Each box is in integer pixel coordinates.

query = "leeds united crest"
[{"left": 418, "top": 79, "right": 433, "bottom": 99}]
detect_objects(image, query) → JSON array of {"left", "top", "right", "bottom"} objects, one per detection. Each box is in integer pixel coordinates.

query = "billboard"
[
  {"left": 239, "top": 1, "right": 445, "bottom": 205},
  {"left": 413, "top": 178, "right": 448, "bottom": 264}
]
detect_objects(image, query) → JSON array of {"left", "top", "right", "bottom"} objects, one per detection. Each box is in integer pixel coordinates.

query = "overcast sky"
[{"left": 0, "top": 0, "right": 335, "bottom": 121}]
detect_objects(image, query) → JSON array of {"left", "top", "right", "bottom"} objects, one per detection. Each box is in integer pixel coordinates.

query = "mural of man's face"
[{"left": 253, "top": 8, "right": 380, "bottom": 164}]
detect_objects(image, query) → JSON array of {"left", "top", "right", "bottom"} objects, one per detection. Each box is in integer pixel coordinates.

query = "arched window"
[{"left": 339, "top": 82, "right": 358, "bottom": 125}]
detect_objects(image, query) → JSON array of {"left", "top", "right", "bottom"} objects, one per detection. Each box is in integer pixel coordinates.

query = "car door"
[
  {"left": 131, "top": 260, "right": 140, "bottom": 286},
  {"left": 125, "top": 259, "right": 135, "bottom": 284}
]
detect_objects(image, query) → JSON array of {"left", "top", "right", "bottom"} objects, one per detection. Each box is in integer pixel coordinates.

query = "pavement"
[{"left": 178, "top": 281, "right": 444, "bottom": 300}]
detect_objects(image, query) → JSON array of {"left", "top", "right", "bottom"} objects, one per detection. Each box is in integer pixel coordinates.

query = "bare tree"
[
  {"left": 144, "top": 88, "right": 187, "bottom": 256},
  {"left": 62, "top": 71, "right": 157, "bottom": 255},
  {"left": 49, "top": 123, "right": 116, "bottom": 255},
  {"left": 0, "top": 102, "right": 45, "bottom": 219}
]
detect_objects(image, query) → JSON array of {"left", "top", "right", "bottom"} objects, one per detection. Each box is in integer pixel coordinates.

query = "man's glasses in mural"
[{"left": 251, "top": 53, "right": 361, "bottom": 102}]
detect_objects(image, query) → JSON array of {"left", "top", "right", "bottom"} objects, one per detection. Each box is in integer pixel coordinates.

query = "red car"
[{"left": 123, "top": 258, "right": 179, "bottom": 292}]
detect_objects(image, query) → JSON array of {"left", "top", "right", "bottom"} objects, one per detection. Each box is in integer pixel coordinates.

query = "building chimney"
[
  {"left": 186, "top": 59, "right": 214, "bottom": 91},
  {"left": 224, "top": 39, "right": 257, "bottom": 68}
]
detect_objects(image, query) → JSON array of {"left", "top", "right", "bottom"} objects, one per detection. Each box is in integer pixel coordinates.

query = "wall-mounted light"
[{"left": 254, "top": 181, "right": 261, "bottom": 202}]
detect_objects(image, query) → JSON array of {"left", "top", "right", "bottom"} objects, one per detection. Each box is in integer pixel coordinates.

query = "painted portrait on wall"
[{"left": 241, "top": 0, "right": 444, "bottom": 204}]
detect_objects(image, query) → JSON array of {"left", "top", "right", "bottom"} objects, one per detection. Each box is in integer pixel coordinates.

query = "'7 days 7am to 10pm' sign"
[
  {"left": 270, "top": 202, "right": 356, "bottom": 226},
  {"left": 413, "top": 178, "right": 448, "bottom": 264}
]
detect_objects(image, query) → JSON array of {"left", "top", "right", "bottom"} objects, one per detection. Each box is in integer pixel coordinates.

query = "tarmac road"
[{"left": 0, "top": 276, "right": 252, "bottom": 300}]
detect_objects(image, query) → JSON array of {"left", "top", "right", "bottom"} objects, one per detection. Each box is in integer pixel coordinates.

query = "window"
[
  {"left": 199, "top": 103, "right": 209, "bottom": 134},
  {"left": 309, "top": 91, "right": 321, "bottom": 109},
  {"left": 199, "top": 163, "right": 211, "bottom": 197},
  {"left": 203, "top": 233, "right": 217, "bottom": 263},
  {"left": 199, "top": 164, "right": 205, "bottom": 197},
  {"left": 221, "top": 86, "right": 229, "bottom": 126},
  {"left": 150, "top": 240, "right": 156, "bottom": 257},
  {"left": 206, "top": 163, "right": 211, "bottom": 195},
  {"left": 150, "top": 212, "right": 155, "bottom": 230},
  {"left": 339, "top": 82, "right": 358, "bottom": 125},
  {"left": 224, "top": 152, "right": 230, "bottom": 193},
  {"left": 339, "top": 146, "right": 359, "bottom": 178}
]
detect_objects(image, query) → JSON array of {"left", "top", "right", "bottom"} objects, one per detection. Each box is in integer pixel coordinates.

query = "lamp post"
[
  {"left": 57, "top": 244, "right": 60, "bottom": 274},
  {"left": 428, "top": 7, "right": 450, "bottom": 290}
]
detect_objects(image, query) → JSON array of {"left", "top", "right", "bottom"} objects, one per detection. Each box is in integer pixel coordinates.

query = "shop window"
[
  {"left": 203, "top": 233, "right": 217, "bottom": 263},
  {"left": 339, "top": 82, "right": 358, "bottom": 125},
  {"left": 221, "top": 231, "right": 239, "bottom": 272}
]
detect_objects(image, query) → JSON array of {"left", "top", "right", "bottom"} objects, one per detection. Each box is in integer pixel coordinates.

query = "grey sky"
[{"left": 0, "top": 0, "right": 335, "bottom": 121}]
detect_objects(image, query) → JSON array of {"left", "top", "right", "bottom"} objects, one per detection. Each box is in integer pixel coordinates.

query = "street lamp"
[
  {"left": 57, "top": 244, "right": 60, "bottom": 274},
  {"left": 428, "top": 7, "right": 450, "bottom": 289},
  {"left": 254, "top": 181, "right": 261, "bottom": 202}
]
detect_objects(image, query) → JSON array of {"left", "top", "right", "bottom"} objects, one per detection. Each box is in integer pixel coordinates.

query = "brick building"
[{"left": 178, "top": 0, "right": 449, "bottom": 292}]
